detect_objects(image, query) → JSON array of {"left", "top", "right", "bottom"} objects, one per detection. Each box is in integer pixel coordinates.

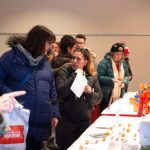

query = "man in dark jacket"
[{"left": 51, "top": 34, "right": 76, "bottom": 77}]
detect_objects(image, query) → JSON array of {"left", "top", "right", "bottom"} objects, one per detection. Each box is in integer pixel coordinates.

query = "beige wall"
[{"left": 0, "top": 0, "right": 150, "bottom": 91}]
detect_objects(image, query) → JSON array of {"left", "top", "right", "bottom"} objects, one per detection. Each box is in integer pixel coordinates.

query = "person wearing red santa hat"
[{"left": 123, "top": 44, "right": 133, "bottom": 92}]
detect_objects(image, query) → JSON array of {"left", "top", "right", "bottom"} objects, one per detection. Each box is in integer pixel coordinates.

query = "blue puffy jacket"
[{"left": 0, "top": 46, "right": 59, "bottom": 141}]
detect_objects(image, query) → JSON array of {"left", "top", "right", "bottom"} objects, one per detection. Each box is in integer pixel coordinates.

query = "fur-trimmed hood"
[{"left": 6, "top": 35, "right": 26, "bottom": 48}]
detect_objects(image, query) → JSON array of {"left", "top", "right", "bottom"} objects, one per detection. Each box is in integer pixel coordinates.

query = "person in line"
[
  {"left": 97, "top": 42, "right": 129, "bottom": 113},
  {"left": 75, "top": 34, "right": 86, "bottom": 49},
  {"left": 51, "top": 35, "right": 76, "bottom": 77},
  {"left": 48, "top": 42, "right": 60, "bottom": 62},
  {"left": 123, "top": 44, "right": 133, "bottom": 92},
  {"left": 47, "top": 35, "right": 76, "bottom": 150},
  {"left": 75, "top": 34, "right": 99, "bottom": 122},
  {"left": 56, "top": 48, "right": 103, "bottom": 150},
  {"left": 51, "top": 42, "right": 60, "bottom": 57},
  {"left": 90, "top": 50, "right": 98, "bottom": 70},
  {"left": 0, "top": 25, "right": 59, "bottom": 150},
  {"left": 75, "top": 34, "right": 97, "bottom": 70}
]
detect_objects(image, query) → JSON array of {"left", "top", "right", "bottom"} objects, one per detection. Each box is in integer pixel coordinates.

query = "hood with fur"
[{"left": 6, "top": 35, "right": 26, "bottom": 48}]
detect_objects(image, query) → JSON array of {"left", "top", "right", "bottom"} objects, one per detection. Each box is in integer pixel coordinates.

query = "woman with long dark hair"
[
  {"left": 55, "top": 48, "right": 103, "bottom": 150},
  {"left": 0, "top": 25, "right": 59, "bottom": 150}
]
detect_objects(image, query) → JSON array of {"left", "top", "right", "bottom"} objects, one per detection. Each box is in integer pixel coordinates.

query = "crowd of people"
[{"left": 0, "top": 25, "right": 133, "bottom": 150}]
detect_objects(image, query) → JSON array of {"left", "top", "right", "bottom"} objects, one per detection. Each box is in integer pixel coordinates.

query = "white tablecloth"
[
  {"left": 102, "top": 92, "right": 137, "bottom": 115},
  {"left": 68, "top": 92, "right": 142, "bottom": 150},
  {"left": 67, "top": 116, "right": 141, "bottom": 150}
]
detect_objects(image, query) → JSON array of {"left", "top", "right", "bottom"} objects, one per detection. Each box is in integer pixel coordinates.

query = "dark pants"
[
  {"left": 56, "top": 117, "right": 90, "bottom": 150},
  {"left": 26, "top": 137, "right": 43, "bottom": 150}
]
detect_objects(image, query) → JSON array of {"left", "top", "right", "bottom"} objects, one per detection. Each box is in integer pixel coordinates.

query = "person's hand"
[
  {"left": 84, "top": 85, "right": 92, "bottom": 93},
  {"left": 53, "top": 52, "right": 59, "bottom": 57},
  {"left": 75, "top": 69, "right": 83, "bottom": 74},
  {"left": 112, "top": 79, "right": 125, "bottom": 88},
  {"left": 120, "top": 82, "right": 125, "bottom": 88},
  {"left": 51, "top": 117, "right": 58, "bottom": 128},
  {"left": 0, "top": 91, "right": 26, "bottom": 112},
  {"left": 128, "top": 75, "right": 132, "bottom": 81},
  {"left": 112, "top": 78, "right": 120, "bottom": 83}
]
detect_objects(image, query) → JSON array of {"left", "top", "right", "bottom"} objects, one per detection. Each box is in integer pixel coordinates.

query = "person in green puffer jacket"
[{"left": 97, "top": 42, "right": 129, "bottom": 113}]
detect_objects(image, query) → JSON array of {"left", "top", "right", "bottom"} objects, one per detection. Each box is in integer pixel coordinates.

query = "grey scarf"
[{"left": 16, "top": 44, "right": 44, "bottom": 66}]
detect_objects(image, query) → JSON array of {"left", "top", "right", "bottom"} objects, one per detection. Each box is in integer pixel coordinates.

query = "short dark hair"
[
  {"left": 75, "top": 34, "right": 86, "bottom": 41},
  {"left": 25, "top": 25, "right": 56, "bottom": 57},
  {"left": 60, "top": 35, "right": 76, "bottom": 53}
]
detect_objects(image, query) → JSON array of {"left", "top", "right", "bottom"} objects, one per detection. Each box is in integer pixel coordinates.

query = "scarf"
[
  {"left": 16, "top": 44, "right": 44, "bottom": 66},
  {"left": 111, "top": 57, "right": 124, "bottom": 102}
]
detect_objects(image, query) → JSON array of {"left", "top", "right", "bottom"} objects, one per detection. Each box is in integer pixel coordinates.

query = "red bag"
[{"left": 91, "top": 105, "right": 100, "bottom": 123}]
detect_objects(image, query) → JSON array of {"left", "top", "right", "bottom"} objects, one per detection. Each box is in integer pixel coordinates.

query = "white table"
[
  {"left": 67, "top": 115, "right": 141, "bottom": 150},
  {"left": 68, "top": 92, "right": 142, "bottom": 150},
  {"left": 102, "top": 92, "right": 138, "bottom": 116}
]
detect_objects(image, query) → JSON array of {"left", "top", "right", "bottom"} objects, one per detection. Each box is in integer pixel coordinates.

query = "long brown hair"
[
  {"left": 74, "top": 48, "right": 96, "bottom": 76},
  {"left": 25, "top": 25, "right": 56, "bottom": 57}
]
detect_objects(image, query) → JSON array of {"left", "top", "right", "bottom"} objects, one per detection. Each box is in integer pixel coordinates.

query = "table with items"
[{"left": 67, "top": 92, "right": 150, "bottom": 150}]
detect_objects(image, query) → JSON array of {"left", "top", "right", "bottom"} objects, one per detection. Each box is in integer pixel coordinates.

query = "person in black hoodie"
[
  {"left": 55, "top": 48, "right": 103, "bottom": 150},
  {"left": 46, "top": 35, "right": 76, "bottom": 150},
  {"left": 51, "top": 35, "right": 76, "bottom": 78}
]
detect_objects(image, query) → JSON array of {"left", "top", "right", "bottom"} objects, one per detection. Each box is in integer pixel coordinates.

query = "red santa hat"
[{"left": 124, "top": 46, "right": 130, "bottom": 54}]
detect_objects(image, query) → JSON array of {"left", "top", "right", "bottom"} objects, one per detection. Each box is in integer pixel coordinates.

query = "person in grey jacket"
[
  {"left": 55, "top": 48, "right": 103, "bottom": 150},
  {"left": 97, "top": 42, "right": 129, "bottom": 113}
]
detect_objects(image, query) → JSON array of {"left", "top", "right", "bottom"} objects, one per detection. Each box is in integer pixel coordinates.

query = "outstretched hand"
[{"left": 0, "top": 91, "right": 26, "bottom": 112}]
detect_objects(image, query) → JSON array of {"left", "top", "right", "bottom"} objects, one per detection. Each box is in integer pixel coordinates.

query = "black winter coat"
[
  {"left": 52, "top": 53, "right": 72, "bottom": 78},
  {"left": 56, "top": 65, "right": 103, "bottom": 122}
]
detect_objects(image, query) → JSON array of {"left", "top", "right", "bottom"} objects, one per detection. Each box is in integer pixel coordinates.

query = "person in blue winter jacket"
[{"left": 0, "top": 25, "right": 59, "bottom": 150}]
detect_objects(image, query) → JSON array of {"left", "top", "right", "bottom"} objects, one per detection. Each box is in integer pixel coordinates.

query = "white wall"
[{"left": 0, "top": 0, "right": 150, "bottom": 91}]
